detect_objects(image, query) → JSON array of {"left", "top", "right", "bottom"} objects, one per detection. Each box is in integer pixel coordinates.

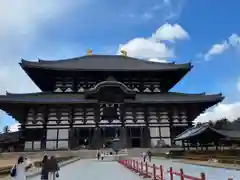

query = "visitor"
[
  {"left": 40, "top": 155, "right": 49, "bottom": 180},
  {"left": 10, "top": 156, "right": 31, "bottom": 180},
  {"left": 48, "top": 156, "right": 60, "bottom": 180},
  {"left": 147, "top": 150, "right": 152, "bottom": 162},
  {"left": 101, "top": 152, "right": 104, "bottom": 160},
  {"left": 142, "top": 152, "right": 147, "bottom": 163},
  {"left": 97, "top": 149, "right": 100, "bottom": 160}
]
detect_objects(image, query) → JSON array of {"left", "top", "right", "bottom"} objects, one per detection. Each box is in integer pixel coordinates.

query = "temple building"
[{"left": 0, "top": 51, "right": 224, "bottom": 151}]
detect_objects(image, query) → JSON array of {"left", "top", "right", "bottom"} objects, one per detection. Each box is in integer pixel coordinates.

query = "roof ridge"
[
  {"left": 21, "top": 55, "right": 192, "bottom": 66},
  {"left": 164, "top": 92, "right": 223, "bottom": 96}
]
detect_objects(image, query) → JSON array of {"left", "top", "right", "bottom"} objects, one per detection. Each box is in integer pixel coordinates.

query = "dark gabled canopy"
[
  {"left": 85, "top": 79, "right": 136, "bottom": 99},
  {"left": 20, "top": 55, "right": 192, "bottom": 71},
  {"left": 19, "top": 55, "right": 192, "bottom": 92},
  {"left": 174, "top": 124, "right": 240, "bottom": 141}
]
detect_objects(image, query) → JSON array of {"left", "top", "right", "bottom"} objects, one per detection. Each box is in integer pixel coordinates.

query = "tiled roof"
[
  {"left": 20, "top": 55, "right": 192, "bottom": 71},
  {"left": 174, "top": 124, "right": 240, "bottom": 141},
  {"left": 0, "top": 92, "right": 223, "bottom": 104}
]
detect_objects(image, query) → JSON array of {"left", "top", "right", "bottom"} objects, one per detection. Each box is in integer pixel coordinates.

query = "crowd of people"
[{"left": 10, "top": 154, "right": 60, "bottom": 180}]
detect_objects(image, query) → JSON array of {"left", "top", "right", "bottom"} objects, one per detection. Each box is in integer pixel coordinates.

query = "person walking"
[
  {"left": 100, "top": 152, "right": 104, "bottom": 160},
  {"left": 142, "top": 152, "right": 147, "bottom": 163},
  {"left": 10, "top": 156, "right": 31, "bottom": 180},
  {"left": 40, "top": 155, "right": 49, "bottom": 180},
  {"left": 96, "top": 149, "right": 100, "bottom": 160},
  {"left": 147, "top": 150, "right": 152, "bottom": 162},
  {"left": 48, "top": 156, "right": 59, "bottom": 180}
]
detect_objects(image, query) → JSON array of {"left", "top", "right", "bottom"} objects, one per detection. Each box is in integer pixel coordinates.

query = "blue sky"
[{"left": 0, "top": 0, "right": 240, "bottom": 131}]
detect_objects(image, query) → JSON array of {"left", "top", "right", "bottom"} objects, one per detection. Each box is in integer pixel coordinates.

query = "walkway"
[{"left": 28, "top": 159, "right": 142, "bottom": 180}]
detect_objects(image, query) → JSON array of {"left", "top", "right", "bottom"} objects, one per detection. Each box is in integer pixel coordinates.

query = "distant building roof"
[
  {"left": 0, "top": 92, "right": 223, "bottom": 104},
  {"left": 20, "top": 55, "right": 192, "bottom": 71},
  {"left": 0, "top": 131, "right": 22, "bottom": 143},
  {"left": 174, "top": 124, "right": 240, "bottom": 141}
]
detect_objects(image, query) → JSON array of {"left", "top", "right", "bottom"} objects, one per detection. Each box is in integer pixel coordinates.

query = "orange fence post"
[
  {"left": 145, "top": 162, "right": 148, "bottom": 175},
  {"left": 144, "top": 162, "right": 150, "bottom": 178},
  {"left": 169, "top": 167, "right": 173, "bottom": 180},
  {"left": 141, "top": 161, "right": 143, "bottom": 175},
  {"left": 200, "top": 173, "right": 206, "bottom": 180},
  {"left": 152, "top": 164, "right": 156, "bottom": 180},
  {"left": 180, "top": 168, "right": 184, "bottom": 180},
  {"left": 136, "top": 160, "right": 139, "bottom": 173},
  {"left": 159, "top": 165, "right": 163, "bottom": 180}
]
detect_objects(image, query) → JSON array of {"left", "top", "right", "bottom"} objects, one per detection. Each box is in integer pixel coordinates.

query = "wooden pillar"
[
  {"left": 144, "top": 105, "right": 150, "bottom": 148},
  {"left": 41, "top": 105, "right": 48, "bottom": 150},
  {"left": 168, "top": 105, "right": 174, "bottom": 145},
  {"left": 91, "top": 127, "right": 101, "bottom": 149},
  {"left": 120, "top": 127, "right": 127, "bottom": 148}
]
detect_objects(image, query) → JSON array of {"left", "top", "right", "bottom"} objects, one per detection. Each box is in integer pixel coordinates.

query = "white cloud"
[
  {"left": 195, "top": 102, "right": 240, "bottom": 123},
  {"left": 195, "top": 77, "right": 240, "bottom": 123},
  {"left": 0, "top": 0, "right": 81, "bottom": 37},
  {"left": 9, "top": 123, "right": 20, "bottom": 132},
  {"left": 228, "top": 34, "right": 240, "bottom": 47},
  {"left": 0, "top": 0, "right": 85, "bottom": 94},
  {"left": 118, "top": 38, "right": 174, "bottom": 59},
  {"left": 117, "top": 23, "right": 189, "bottom": 61},
  {"left": 204, "top": 41, "right": 229, "bottom": 61},
  {"left": 203, "top": 33, "right": 240, "bottom": 61},
  {"left": 151, "top": 23, "right": 189, "bottom": 42}
]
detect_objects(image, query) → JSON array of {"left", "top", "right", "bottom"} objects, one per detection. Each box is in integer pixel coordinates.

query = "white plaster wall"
[
  {"left": 160, "top": 127, "right": 170, "bottom": 137},
  {"left": 58, "top": 141, "right": 68, "bottom": 149},
  {"left": 161, "top": 138, "right": 171, "bottom": 146},
  {"left": 46, "top": 141, "right": 57, "bottom": 150},
  {"left": 47, "top": 129, "right": 58, "bottom": 139},
  {"left": 149, "top": 127, "right": 160, "bottom": 137},
  {"left": 58, "top": 129, "right": 69, "bottom": 139},
  {"left": 24, "top": 141, "right": 32, "bottom": 150},
  {"left": 33, "top": 141, "right": 41, "bottom": 150}
]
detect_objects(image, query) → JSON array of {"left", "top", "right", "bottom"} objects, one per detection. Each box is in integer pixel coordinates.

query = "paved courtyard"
[
  {"left": 28, "top": 157, "right": 240, "bottom": 180},
  {"left": 28, "top": 159, "right": 142, "bottom": 180}
]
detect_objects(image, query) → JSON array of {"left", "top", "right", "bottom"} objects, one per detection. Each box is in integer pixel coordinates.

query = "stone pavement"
[{"left": 29, "top": 159, "right": 142, "bottom": 180}]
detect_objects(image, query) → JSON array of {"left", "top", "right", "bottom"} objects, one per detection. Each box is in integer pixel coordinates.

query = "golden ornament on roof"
[
  {"left": 87, "top": 49, "right": 93, "bottom": 55},
  {"left": 120, "top": 49, "right": 127, "bottom": 56}
]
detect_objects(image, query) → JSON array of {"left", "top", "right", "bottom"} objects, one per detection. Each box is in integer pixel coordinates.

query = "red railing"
[{"left": 119, "top": 159, "right": 234, "bottom": 180}]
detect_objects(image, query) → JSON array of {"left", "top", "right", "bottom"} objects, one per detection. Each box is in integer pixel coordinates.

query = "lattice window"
[
  {"left": 73, "top": 107, "right": 84, "bottom": 124},
  {"left": 63, "top": 78, "right": 73, "bottom": 92},
  {"left": 172, "top": 109, "right": 180, "bottom": 123},
  {"left": 47, "top": 108, "right": 58, "bottom": 125},
  {"left": 54, "top": 78, "right": 64, "bottom": 92},
  {"left": 85, "top": 107, "right": 95, "bottom": 125},
  {"left": 158, "top": 108, "right": 169, "bottom": 123},
  {"left": 124, "top": 107, "right": 134, "bottom": 124},
  {"left": 134, "top": 107, "right": 145, "bottom": 124}
]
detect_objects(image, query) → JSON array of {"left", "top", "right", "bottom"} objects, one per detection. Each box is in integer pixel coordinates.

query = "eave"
[{"left": 0, "top": 92, "right": 224, "bottom": 124}]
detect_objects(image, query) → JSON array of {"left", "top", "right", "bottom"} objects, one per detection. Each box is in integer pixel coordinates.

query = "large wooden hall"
[{"left": 0, "top": 51, "right": 224, "bottom": 151}]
